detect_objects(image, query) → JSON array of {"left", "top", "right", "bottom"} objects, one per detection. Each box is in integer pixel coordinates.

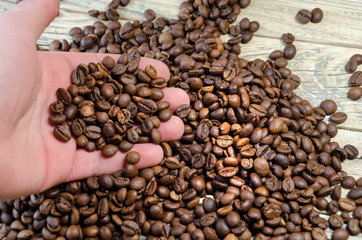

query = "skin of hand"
[{"left": 0, "top": 0, "right": 189, "bottom": 201}]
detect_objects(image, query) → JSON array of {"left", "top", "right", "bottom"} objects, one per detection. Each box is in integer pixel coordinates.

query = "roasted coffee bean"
[
  {"left": 296, "top": 9, "right": 312, "bottom": 24},
  {"left": 320, "top": 99, "right": 338, "bottom": 115},
  {"left": 102, "top": 144, "right": 118, "bottom": 157},
  {"left": 330, "top": 112, "right": 348, "bottom": 124},
  {"left": 54, "top": 122, "right": 71, "bottom": 142},
  {"left": 126, "top": 151, "right": 140, "bottom": 164},
  {"left": 348, "top": 87, "right": 362, "bottom": 100},
  {"left": 332, "top": 228, "right": 349, "bottom": 240},
  {"left": 311, "top": 8, "right": 323, "bottom": 23},
  {"left": 342, "top": 176, "right": 356, "bottom": 188},
  {"left": 282, "top": 33, "right": 295, "bottom": 44},
  {"left": 57, "top": 88, "right": 72, "bottom": 106},
  {"left": 346, "top": 59, "right": 358, "bottom": 73},
  {"left": 349, "top": 71, "right": 362, "bottom": 86},
  {"left": 144, "top": 9, "right": 156, "bottom": 21},
  {"left": 284, "top": 44, "right": 296, "bottom": 60}
]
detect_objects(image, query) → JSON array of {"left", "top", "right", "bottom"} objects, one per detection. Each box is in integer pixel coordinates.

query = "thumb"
[{"left": 1, "top": 0, "right": 60, "bottom": 41}]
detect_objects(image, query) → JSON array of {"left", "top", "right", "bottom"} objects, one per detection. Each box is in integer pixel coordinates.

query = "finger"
[
  {"left": 39, "top": 52, "right": 170, "bottom": 80},
  {"left": 158, "top": 116, "right": 185, "bottom": 141},
  {"left": 1, "top": 0, "right": 60, "bottom": 41},
  {"left": 161, "top": 87, "right": 190, "bottom": 112},
  {"left": 67, "top": 143, "right": 163, "bottom": 182}
]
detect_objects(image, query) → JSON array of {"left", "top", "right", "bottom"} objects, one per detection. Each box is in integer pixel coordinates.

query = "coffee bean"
[
  {"left": 282, "top": 33, "right": 295, "bottom": 44},
  {"left": 330, "top": 112, "right": 348, "bottom": 124},
  {"left": 349, "top": 71, "right": 362, "bottom": 86},
  {"left": 53, "top": 122, "right": 71, "bottom": 142},
  {"left": 144, "top": 9, "right": 156, "bottom": 21},
  {"left": 332, "top": 228, "right": 349, "bottom": 240},
  {"left": 49, "top": 114, "right": 66, "bottom": 125},
  {"left": 346, "top": 59, "right": 358, "bottom": 73},
  {"left": 339, "top": 198, "right": 356, "bottom": 212},
  {"left": 159, "top": 109, "right": 173, "bottom": 122},
  {"left": 320, "top": 99, "right": 337, "bottom": 115},
  {"left": 57, "top": 88, "right": 72, "bottom": 106},
  {"left": 85, "top": 126, "right": 102, "bottom": 140},
  {"left": 284, "top": 44, "right": 296, "bottom": 59},
  {"left": 348, "top": 86, "right": 362, "bottom": 100},
  {"left": 296, "top": 9, "right": 312, "bottom": 24},
  {"left": 311, "top": 8, "right": 323, "bottom": 23},
  {"left": 102, "top": 144, "right": 118, "bottom": 157},
  {"left": 126, "top": 151, "right": 140, "bottom": 164}
]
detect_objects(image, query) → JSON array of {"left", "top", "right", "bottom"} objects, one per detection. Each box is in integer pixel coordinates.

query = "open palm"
[{"left": 0, "top": 0, "right": 189, "bottom": 200}]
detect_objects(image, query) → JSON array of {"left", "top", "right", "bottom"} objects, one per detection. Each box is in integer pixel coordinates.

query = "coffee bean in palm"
[
  {"left": 332, "top": 229, "right": 349, "bottom": 240},
  {"left": 311, "top": 8, "right": 323, "bottom": 23},
  {"left": 296, "top": 9, "right": 312, "bottom": 24},
  {"left": 56, "top": 88, "right": 72, "bottom": 106},
  {"left": 53, "top": 122, "right": 71, "bottom": 142}
]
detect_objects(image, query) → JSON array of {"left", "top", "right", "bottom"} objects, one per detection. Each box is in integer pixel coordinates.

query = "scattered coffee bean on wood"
[
  {"left": 320, "top": 99, "right": 338, "bottom": 115},
  {"left": 282, "top": 33, "right": 295, "bottom": 44},
  {"left": 330, "top": 112, "right": 348, "bottom": 124},
  {"left": 311, "top": 8, "right": 324, "bottom": 23},
  {"left": 296, "top": 9, "right": 312, "bottom": 24},
  {"left": 348, "top": 86, "right": 362, "bottom": 100}
]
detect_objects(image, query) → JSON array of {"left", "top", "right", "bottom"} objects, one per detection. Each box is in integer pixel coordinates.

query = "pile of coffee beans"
[
  {"left": 346, "top": 54, "right": 362, "bottom": 100},
  {"left": 1, "top": 0, "right": 362, "bottom": 240},
  {"left": 296, "top": 8, "right": 323, "bottom": 24},
  {"left": 49, "top": 55, "right": 172, "bottom": 157}
]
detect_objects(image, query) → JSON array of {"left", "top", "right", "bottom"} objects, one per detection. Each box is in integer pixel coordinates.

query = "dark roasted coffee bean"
[
  {"left": 159, "top": 109, "right": 173, "bottom": 122},
  {"left": 349, "top": 71, "right": 362, "bottom": 86},
  {"left": 311, "top": 8, "right": 324, "bottom": 23},
  {"left": 54, "top": 122, "right": 71, "bottom": 142},
  {"left": 126, "top": 151, "right": 140, "bottom": 164},
  {"left": 57, "top": 88, "right": 72, "bottom": 106},
  {"left": 332, "top": 228, "right": 349, "bottom": 240},
  {"left": 49, "top": 114, "right": 66, "bottom": 125},
  {"left": 284, "top": 44, "right": 296, "bottom": 59},
  {"left": 296, "top": 9, "right": 312, "bottom": 24},
  {"left": 144, "top": 9, "right": 156, "bottom": 21},
  {"left": 282, "top": 33, "right": 295, "bottom": 44},
  {"left": 346, "top": 59, "right": 358, "bottom": 73},
  {"left": 102, "top": 144, "right": 118, "bottom": 157},
  {"left": 320, "top": 99, "right": 337, "bottom": 115},
  {"left": 330, "top": 112, "right": 348, "bottom": 124},
  {"left": 348, "top": 86, "right": 362, "bottom": 100}
]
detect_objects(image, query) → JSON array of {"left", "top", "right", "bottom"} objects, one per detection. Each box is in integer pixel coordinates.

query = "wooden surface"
[{"left": 1, "top": 0, "right": 362, "bottom": 238}]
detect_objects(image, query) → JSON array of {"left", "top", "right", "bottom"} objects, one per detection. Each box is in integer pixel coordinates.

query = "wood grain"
[{"left": 1, "top": 0, "right": 362, "bottom": 238}]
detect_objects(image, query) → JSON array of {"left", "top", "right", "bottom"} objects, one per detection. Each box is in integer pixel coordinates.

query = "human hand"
[{"left": 0, "top": 0, "right": 189, "bottom": 200}]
